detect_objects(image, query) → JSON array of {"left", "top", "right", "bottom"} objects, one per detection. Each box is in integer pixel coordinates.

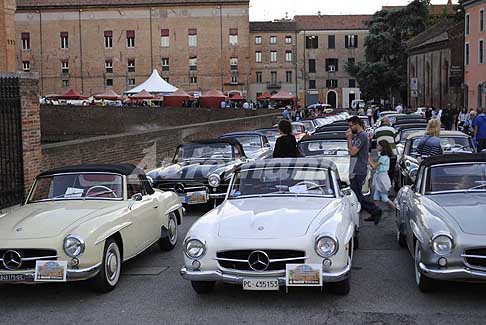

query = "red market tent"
[
  {"left": 229, "top": 93, "right": 246, "bottom": 101},
  {"left": 129, "top": 89, "right": 154, "bottom": 100},
  {"left": 56, "top": 89, "right": 89, "bottom": 100},
  {"left": 94, "top": 89, "right": 121, "bottom": 101},
  {"left": 257, "top": 92, "right": 272, "bottom": 100},
  {"left": 200, "top": 90, "right": 226, "bottom": 108},
  {"left": 271, "top": 90, "right": 295, "bottom": 101},
  {"left": 163, "top": 88, "right": 192, "bottom": 107}
]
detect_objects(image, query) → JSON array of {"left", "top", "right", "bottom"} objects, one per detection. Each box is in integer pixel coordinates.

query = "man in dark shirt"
[{"left": 347, "top": 116, "right": 382, "bottom": 224}]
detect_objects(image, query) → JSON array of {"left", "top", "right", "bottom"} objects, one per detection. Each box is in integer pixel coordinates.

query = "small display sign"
[
  {"left": 34, "top": 261, "right": 67, "bottom": 282},
  {"left": 286, "top": 264, "right": 322, "bottom": 287}
]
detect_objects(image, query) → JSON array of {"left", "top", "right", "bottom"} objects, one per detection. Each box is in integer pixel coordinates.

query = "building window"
[
  {"left": 229, "top": 28, "right": 238, "bottom": 45},
  {"left": 126, "top": 30, "right": 135, "bottom": 48},
  {"left": 231, "top": 73, "right": 238, "bottom": 84},
  {"left": 256, "top": 51, "right": 262, "bottom": 63},
  {"left": 105, "top": 60, "right": 113, "bottom": 73},
  {"left": 285, "top": 36, "right": 292, "bottom": 44},
  {"left": 22, "top": 61, "right": 30, "bottom": 71},
  {"left": 21, "top": 32, "right": 30, "bottom": 50},
  {"left": 270, "top": 36, "right": 277, "bottom": 44},
  {"left": 255, "top": 36, "right": 262, "bottom": 45},
  {"left": 271, "top": 71, "right": 277, "bottom": 84},
  {"left": 106, "top": 79, "right": 113, "bottom": 87},
  {"left": 256, "top": 71, "right": 262, "bottom": 83},
  {"left": 61, "top": 60, "right": 69, "bottom": 74},
  {"left": 188, "top": 29, "right": 197, "bottom": 47},
  {"left": 230, "top": 57, "right": 238, "bottom": 70},
  {"left": 466, "top": 14, "right": 470, "bottom": 36},
  {"left": 309, "top": 80, "right": 316, "bottom": 89},
  {"left": 349, "top": 79, "right": 356, "bottom": 88},
  {"left": 306, "top": 36, "right": 318, "bottom": 49},
  {"left": 480, "top": 40, "right": 484, "bottom": 64},
  {"left": 466, "top": 43, "right": 470, "bottom": 65},
  {"left": 60, "top": 32, "right": 68, "bottom": 49},
  {"left": 161, "top": 57, "right": 170, "bottom": 71},
  {"left": 326, "top": 79, "right": 338, "bottom": 88},
  {"left": 345, "top": 35, "right": 358, "bottom": 48},
  {"left": 270, "top": 51, "right": 277, "bottom": 62},
  {"left": 128, "top": 78, "right": 135, "bottom": 86},
  {"left": 328, "top": 35, "right": 335, "bottom": 49},
  {"left": 189, "top": 57, "right": 197, "bottom": 71},
  {"left": 62, "top": 80, "right": 69, "bottom": 87},
  {"left": 481, "top": 10, "right": 484, "bottom": 32},
  {"left": 308, "top": 59, "right": 316, "bottom": 73},
  {"left": 104, "top": 31, "right": 113, "bottom": 48},
  {"left": 326, "top": 58, "right": 338, "bottom": 72},
  {"left": 161, "top": 29, "right": 170, "bottom": 47},
  {"left": 286, "top": 71, "right": 292, "bottom": 83},
  {"left": 285, "top": 51, "right": 292, "bottom": 63},
  {"left": 128, "top": 59, "right": 135, "bottom": 72},
  {"left": 190, "top": 76, "right": 197, "bottom": 84}
]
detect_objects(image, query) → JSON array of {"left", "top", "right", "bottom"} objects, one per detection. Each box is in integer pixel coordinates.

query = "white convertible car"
[
  {"left": 181, "top": 158, "right": 360, "bottom": 295},
  {"left": 0, "top": 164, "right": 184, "bottom": 292}
]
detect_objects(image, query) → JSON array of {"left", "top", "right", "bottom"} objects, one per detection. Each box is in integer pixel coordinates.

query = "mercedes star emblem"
[
  {"left": 2, "top": 250, "right": 22, "bottom": 271},
  {"left": 248, "top": 250, "right": 270, "bottom": 271},
  {"left": 174, "top": 183, "right": 185, "bottom": 193}
]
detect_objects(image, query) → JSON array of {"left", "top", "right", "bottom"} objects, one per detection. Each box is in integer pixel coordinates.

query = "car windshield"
[
  {"left": 29, "top": 173, "right": 124, "bottom": 202},
  {"left": 299, "top": 121, "right": 315, "bottom": 131},
  {"left": 229, "top": 167, "right": 335, "bottom": 198},
  {"left": 426, "top": 163, "right": 486, "bottom": 193},
  {"left": 175, "top": 143, "right": 235, "bottom": 161},
  {"left": 409, "top": 136, "right": 472, "bottom": 155},
  {"left": 231, "top": 136, "right": 262, "bottom": 151},
  {"left": 292, "top": 124, "right": 305, "bottom": 134},
  {"left": 400, "top": 129, "right": 425, "bottom": 143},
  {"left": 299, "top": 141, "right": 348, "bottom": 156}
]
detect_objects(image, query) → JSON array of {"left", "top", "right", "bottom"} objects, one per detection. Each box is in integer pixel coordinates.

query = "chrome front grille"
[
  {"left": 462, "top": 248, "right": 486, "bottom": 270},
  {"left": 0, "top": 249, "right": 58, "bottom": 271},
  {"left": 216, "top": 250, "right": 306, "bottom": 272},
  {"left": 157, "top": 181, "right": 207, "bottom": 194}
]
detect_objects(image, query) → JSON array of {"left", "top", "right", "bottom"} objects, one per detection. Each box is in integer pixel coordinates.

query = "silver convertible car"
[{"left": 396, "top": 154, "right": 486, "bottom": 292}]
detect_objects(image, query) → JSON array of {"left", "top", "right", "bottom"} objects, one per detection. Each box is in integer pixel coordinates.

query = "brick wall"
[
  {"left": 41, "top": 112, "right": 279, "bottom": 172},
  {"left": 40, "top": 105, "right": 275, "bottom": 142}
]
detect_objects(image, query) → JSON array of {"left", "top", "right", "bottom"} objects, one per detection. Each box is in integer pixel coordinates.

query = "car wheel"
[
  {"left": 327, "top": 277, "right": 350, "bottom": 295},
  {"left": 91, "top": 238, "right": 122, "bottom": 293},
  {"left": 397, "top": 226, "right": 407, "bottom": 248},
  {"left": 191, "top": 281, "right": 215, "bottom": 294},
  {"left": 414, "top": 242, "right": 435, "bottom": 293},
  {"left": 158, "top": 212, "right": 178, "bottom": 251}
]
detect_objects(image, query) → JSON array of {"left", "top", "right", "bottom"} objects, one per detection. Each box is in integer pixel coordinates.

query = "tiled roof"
[
  {"left": 382, "top": 3, "right": 455, "bottom": 16},
  {"left": 406, "top": 20, "right": 462, "bottom": 50},
  {"left": 294, "top": 15, "right": 372, "bottom": 31},
  {"left": 249, "top": 21, "right": 296, "bottom": 32},
  {"left": 16, "top": 0, "right": 248, "bottom": 9}
]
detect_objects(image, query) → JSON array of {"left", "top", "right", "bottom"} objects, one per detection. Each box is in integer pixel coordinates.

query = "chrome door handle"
[{"left": 153, "top": 205, "right": 158, "bottom": 209}]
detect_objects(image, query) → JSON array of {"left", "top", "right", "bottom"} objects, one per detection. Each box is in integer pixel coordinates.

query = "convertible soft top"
[
  {"left": 238, "top": 158, "right": 338, "bottom": 172},
  {"left": 39, "top": 163, "right": 145, "bottom": 177},
  {"left": 421, "top": 153, "right": 486, "bottom": 168}
]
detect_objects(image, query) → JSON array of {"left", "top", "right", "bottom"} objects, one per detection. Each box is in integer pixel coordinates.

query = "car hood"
[
  {"left": 0, "top": 201, "right": 124, "bottom": 239},
  {"left": 216, "top": 197, "right": 333, "bottom": 239},
  {"left": 428, "top": 193, "right": 486, "bottom": 235},
  {"left": 150, "top": 161, "right": 235, "bottom": 180}
]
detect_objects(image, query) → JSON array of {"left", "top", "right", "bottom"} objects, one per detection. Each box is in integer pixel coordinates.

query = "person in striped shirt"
[
  {"left": 416, "top": 119, "right": 443, "bottom": 158},
  {"left": 373, "top": 117, "right": 398, "bottom": 182}
]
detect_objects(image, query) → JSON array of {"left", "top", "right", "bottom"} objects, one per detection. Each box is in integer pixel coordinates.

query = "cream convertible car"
[
  {"left": 0, "top": 164, "right": 184, "bottom": 292},
  {"left": 181, "top": 158, "right": 360, "bottom": 295}
]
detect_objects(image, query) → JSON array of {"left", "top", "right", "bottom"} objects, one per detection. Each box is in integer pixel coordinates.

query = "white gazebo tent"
[{"left": 125, "top": 69, "right": 177, "bottom": 95}]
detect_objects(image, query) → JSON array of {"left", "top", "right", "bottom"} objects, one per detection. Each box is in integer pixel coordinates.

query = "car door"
[{"left": 403, "top": 167, "right": 425, "bottom": 253}]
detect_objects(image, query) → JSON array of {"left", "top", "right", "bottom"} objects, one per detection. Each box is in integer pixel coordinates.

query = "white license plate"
[
  {"left": 0, "top": 274, "right": 26, "bottom": 282},
  {"left": 183, "top": 191, "right": 208, "bottom": 205},
  {"left": 242, "top": 278, "right": 279, "bottom": 291}
]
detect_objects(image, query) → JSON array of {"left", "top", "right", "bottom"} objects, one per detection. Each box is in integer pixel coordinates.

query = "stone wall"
[{"left": 41, "top": 112, "right": 278, "bottom": 172}]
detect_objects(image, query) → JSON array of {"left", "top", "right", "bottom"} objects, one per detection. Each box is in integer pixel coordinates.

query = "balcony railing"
[{"left": 267, "top": 81, "right": 282, "bottom": 90}]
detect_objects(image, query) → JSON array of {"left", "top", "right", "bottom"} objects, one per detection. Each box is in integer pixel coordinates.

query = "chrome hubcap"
[
  {"left": 168, "top": 218, "right": 177, "bottom": 242},
  {"left": 415, "top": 246, "right": 421, "bottom": 285},
  {"left": 105, "top": 244, "right": 120, "bottom": 284}
]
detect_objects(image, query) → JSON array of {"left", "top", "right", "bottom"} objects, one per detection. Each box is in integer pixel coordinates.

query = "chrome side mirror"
[
  {"left": 128, "top": 193, "right": 143, "bottom": 210},
  {"left": 342, "top": 187, "right": 352, "bottom": 196}
]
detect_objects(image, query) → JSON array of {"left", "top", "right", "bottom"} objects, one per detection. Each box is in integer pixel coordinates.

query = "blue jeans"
[{"left": 350, "top": 174, "right": 382, "bottom": 216}]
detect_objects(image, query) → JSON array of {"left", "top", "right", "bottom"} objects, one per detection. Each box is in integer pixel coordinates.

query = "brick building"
[
  {"left": 406, "top": 20, "right": 465, "bottom": 110},
  {"left": 15, "top": 0, "right": 251, "bottom": 96},
  {"left": 462, "top": 0, "right": 486, "bottom": 110},
  {"left": 0, "top": 0, "right": 16, "bottom": 72}
]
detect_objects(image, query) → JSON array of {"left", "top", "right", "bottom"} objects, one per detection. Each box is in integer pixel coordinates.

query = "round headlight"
[
  {"left": 431, "top": 235, "right": 453, "bottom": 256},
  {"left": 63, "top": 235, "right": 85, "bottom": 257},
  {"left": 208, "top": 174, "right": 221, "bottom": 188},
  {"left": 315, "top": 236, "right": 338, "bottom": 257},
  {"left": 185, "top": 239, "right": 206, "bottom": 259}
]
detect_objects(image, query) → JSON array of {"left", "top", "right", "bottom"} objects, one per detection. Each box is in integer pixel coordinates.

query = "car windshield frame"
[
  {"left": 424, "top": 162, "right": 486, "bottom": 194},
  {"left": 227, "top": 166, "right": 336, "bottom": 199},
  {"left": 228, "top": 135, "right": 263, "bottom": 151},
  {"left": 174, "top": 143, "right": 236, "bottom": 162},
  {"left": 299, "top": 140, "right": 348, "bottom": 157},
  {"left": 27, "top": 172, "right": 125, "bottom": 203}
]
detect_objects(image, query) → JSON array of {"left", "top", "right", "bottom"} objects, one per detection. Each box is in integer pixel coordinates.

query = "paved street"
[{"left": 1, "top": 205, "right": 486, "bottom": 325}]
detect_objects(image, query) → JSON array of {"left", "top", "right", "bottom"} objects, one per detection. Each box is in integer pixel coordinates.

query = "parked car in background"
[
  {"left": 181, "top": 159, "right": 359, "bottom": 295},
  {"left": 351, "top": 100, "right": 365, "bottom": 110},
  {"left": 0, "top": 164, "right": 184, "bottom": 292},
  {"left": 220, "top": 131, "right": 273, "bottom": 161},
  {"left": 254, "top": 128, "right": 280, "bottom": 149},
  {"left": 291, "top": 122, "right": 307, "bottom": 141},
  {"left": 395, "top": 154, "right": 486, "bottom": 292},
  {"left": 148, "top": 139, "right": 246, "bottom": 205},
  {"left": 297, "top": 120, "right": 316, "bottom": 134}
]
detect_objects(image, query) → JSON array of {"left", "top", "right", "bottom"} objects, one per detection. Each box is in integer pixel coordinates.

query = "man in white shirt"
[
  {"left": 220, "top": 100, "right": 226, "bottom": 109},
  {"left": 243, "top": 101, "right": 250, "bottom": 109}
]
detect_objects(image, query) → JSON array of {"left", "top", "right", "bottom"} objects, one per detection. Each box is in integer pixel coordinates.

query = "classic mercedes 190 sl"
[
  {"left": 180, "top": 158, "right": 360, "bottom": 295},
  {"left": 0, "top": 164, "right": 184, "bottom": 292},
  {"left": 395, "top": 154, "right": 486, "bottom": 292}
]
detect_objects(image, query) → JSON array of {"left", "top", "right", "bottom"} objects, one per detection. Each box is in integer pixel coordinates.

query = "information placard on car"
[
  {"left": 286, "top": 264, "right": 322, "bottom": 287},
  {"left": 34, "top": 261, "right": 67, "bottom": 282},
  {"left": 242, "top": 278, "right": 279, "bottom": 291}
]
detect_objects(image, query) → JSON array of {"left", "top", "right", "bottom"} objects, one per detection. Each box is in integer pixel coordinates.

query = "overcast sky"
[{"left": 249, "top": 0, "right": 458, "bottom": 21}]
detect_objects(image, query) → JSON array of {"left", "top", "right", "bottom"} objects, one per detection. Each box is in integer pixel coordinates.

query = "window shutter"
[
  {"left": 104, "top": 31, "right": 113, "bottom": 37},
  {"left": 126, "top": 30, "right": 135, "bottom": 38},
  {"left": 345, "top": 35, "right": 349, "bottom": 48},
  {"left": 161, "top": 29, "right": 169, "bottom": 37},
  {"left": 21, "top": 32, "right": 30, "bottom": 40},
  {"left": 188, "top": 28, "right": 197, "bottom": 35},
  {"left": 60, "top": 32, "right": 68, "bottom": 38},
  {"left": 229, "top": 28, "right": 238, "bottom": 35},
  {"left": 355, "top": 35, "right": 359, "bottom": 48}
]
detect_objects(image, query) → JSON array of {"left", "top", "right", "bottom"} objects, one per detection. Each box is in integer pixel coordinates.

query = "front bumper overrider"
[{"left": 419, "top": 262, "right": 486, "bottom": 282}]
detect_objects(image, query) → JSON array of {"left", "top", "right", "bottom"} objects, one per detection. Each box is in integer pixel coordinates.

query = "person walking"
[
  {"left": 282, "top": 107, "right": 291, "bottom": 121},
  {"left": 373, "top": 117, "right": 398, "bottom": 183},
  {"left": 369, "top": 140, "right": 396, "bottom": 211},
  {"left": 346, "top": 116, "right": 383, "bottom": 224},
  {"left": 366, "top": 106, "right": 373, "bottom": 124},
  {"left": 458, "top": 108, "right": 469, "bottom": 131},
  {"left": 416, "top": 119, "right": 443, "bottom": 158},
  {"left": 464, "top": 110, "right": 477, "bottom": 136},
  {"left": 273, "top": 120, "right": 303, "bottom": 158},
  {"left": 473, "top": 107, "right": 486, "bottom": 152}
]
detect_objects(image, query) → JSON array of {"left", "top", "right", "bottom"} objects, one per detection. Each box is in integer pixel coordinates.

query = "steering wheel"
[
  {"left": 294, "top": 181, "right": 324, "bottom": 192},
  {"left": 85, "top": 185, "right": 117, "bottom": 198}
]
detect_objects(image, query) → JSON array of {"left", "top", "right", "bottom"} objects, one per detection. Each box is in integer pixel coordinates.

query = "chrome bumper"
[
  {"left": 180, "top": 263, "right": 351, "bottom": 285},
  {"left": 0, "top": 263, "right": 102, "bottom": 284},
  {"left": 419, "top": 262, "right": 486, "bottom": 281}
]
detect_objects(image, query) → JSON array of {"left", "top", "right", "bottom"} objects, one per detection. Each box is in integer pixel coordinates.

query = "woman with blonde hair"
[{"left": 416, "top": 118, "right": 443, "bottom": 158}]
